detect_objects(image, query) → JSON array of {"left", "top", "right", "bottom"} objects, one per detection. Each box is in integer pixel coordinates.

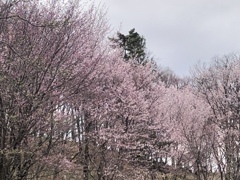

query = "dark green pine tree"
[{"left": 110, "top": 28, "right": 147, "bottom": 64}]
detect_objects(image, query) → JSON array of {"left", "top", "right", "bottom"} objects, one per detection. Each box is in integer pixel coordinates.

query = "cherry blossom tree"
[
  {"left": 0, "top": 0, "right": 109, "bottom": 179},
  {"left": 70, "top": 48, "right": 169, "bottom": 179},
  {"left": 161, "top": 86, "right": 218, "bottom": 179},
  {"left": 192, "top": 54, "right": 240, "bottom": 180}
]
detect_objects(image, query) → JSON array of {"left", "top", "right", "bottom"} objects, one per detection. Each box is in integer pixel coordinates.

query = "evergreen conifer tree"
[{"left": 110, "top": 28, "right": 147, "bottom": 64}]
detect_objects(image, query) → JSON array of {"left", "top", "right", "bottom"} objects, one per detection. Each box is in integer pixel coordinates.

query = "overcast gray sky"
[{"left": 94, "top": 0, "right": 240, "bottom": 76}]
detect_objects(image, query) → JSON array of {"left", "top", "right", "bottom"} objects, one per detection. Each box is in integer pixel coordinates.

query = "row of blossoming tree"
[{"left": 0, "top": 0, "right": 240, "bottom": 180}]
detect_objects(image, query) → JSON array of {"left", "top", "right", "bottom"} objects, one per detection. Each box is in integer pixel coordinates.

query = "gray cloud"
[{"left": 95, "top": 0, "right": 240, "bottom": 76}]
